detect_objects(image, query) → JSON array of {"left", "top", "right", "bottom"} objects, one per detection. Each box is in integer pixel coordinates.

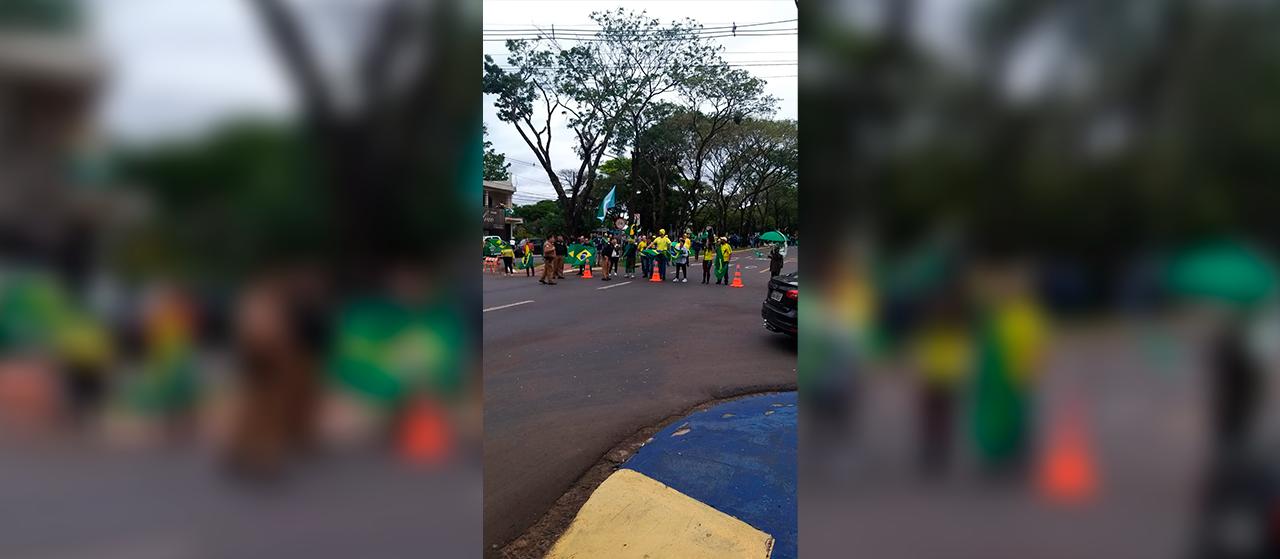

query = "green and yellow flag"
[
  {"left": 484, "top": 237, "right": 511, "bottom": 257},
  {"left": 565, "top": 244, "right": 596, "bottom": 266}
]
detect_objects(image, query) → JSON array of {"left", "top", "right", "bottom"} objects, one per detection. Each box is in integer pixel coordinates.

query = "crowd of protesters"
[{"left": 511, "top": 228, "right": 792, "bottom": 286}]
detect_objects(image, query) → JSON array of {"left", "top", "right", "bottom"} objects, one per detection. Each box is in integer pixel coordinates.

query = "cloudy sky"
[
  {"left": 88, "top": 0, "right": 293, "bottom": 142},
  {"left": 482, "top": 0, "right": 797, "bottom": 205}
]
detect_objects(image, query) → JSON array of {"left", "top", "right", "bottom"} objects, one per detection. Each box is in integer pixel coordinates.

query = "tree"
[
  {"left": 483, "top": 122, "right": 511, "bottom": 181},
  {"left": 116, "top": 120, "right": 327, "bottom": 281},
  {"left": 677, "top": 65, "right": 777, "bottom": 233},
  {"left": 512, "top": 199, "right": 565, "bottom": 238},
  {"left": 248, "top": 0, "right": 472, "bottom": 288},
  {"left": 484, "top": 9, "right": 716, "bottom": 236}
]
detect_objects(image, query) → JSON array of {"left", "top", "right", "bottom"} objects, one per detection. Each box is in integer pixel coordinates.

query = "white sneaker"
[{"left": 682, "top": 278, "right": 687, "bottom": 283}]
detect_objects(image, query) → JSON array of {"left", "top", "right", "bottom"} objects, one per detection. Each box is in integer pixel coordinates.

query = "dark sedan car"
[{"left": 762, "top": 271, "right": 798, "bottom": 337}]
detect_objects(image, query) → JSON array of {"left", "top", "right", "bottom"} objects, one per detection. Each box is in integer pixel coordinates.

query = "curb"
[{"left": 545, "top": 393, "right": 798, "bottom": 559}]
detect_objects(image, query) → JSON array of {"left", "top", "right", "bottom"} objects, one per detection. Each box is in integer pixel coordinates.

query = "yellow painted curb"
[{"left": 545, "top": 469, "right": 774, "bottom": 559}]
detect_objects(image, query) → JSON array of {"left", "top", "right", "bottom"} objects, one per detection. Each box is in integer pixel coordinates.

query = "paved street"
[
  {"left": 482, "top": 247, "right": 800, "bottom": 555},
  {"left": 0, "top": 442, "right": 481, "bottom": 559},
  {"left": 803, "top": 319, "right": 1221, "bottom": 558}
]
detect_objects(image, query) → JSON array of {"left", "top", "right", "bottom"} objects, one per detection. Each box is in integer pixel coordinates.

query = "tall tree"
[
  {"left": 482, "top": 122, "right": 511, "bottom": 181},
  {"left": 484, "top": 9, "right": 716, "bottom": 236},
  {"left": 249, "top": 0, "right": 472, "bottom": 288},
  {"left": 676, "top": 65, "right": 777, "bottom": 233}
]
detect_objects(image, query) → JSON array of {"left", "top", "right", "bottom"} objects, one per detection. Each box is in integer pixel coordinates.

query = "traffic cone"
[
  {"left": 582, "top": 261, "right": 593, "bottom": 278},
  {"left": 730, "top": 265, "right": 744, "bottom": 287},
  {"left": 649, "top": 261, "right": 662, "bottom": 282},
  {"left": 399, "top": 399, "right": 452, "bottom": 465},
  {"left": 1036, "top": 397, "right": 1096, "bottom": 505}
]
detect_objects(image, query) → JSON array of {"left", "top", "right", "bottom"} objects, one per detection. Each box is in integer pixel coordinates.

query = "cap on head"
[{"left": 659, "top": 229, "right": 665, "bottom": 235}]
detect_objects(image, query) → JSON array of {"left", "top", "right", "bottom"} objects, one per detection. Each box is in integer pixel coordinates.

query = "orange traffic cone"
[
  {"left": 649, "top": 261, "right": 662, "bottom": 282},
  {"left": 399, "top": 399, "right": 453, "bottom": 465},
  {"left": 1036, "top": 397, "right": 1096, "bottom": 504},
  {"left": 730, "top": 265, "right": 744, "bottom": 287},
  {"left": 582, "top": 261, "right": 594, "bottom": 278}
]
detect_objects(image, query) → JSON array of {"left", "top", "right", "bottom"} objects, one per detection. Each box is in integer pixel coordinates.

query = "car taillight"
[{"left": 786, "top": 290, "right": 798, "bottom": 300}]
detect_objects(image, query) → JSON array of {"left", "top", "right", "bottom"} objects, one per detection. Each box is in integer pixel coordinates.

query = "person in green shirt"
[{"left": 623, "top": 237, "right": 637, "bottom": 279}]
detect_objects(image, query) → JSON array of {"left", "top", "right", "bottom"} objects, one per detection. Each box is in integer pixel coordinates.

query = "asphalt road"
[
  {"left": 803, "top": 319, "right": 1219, "bottom": 558},
  {"left": 0, "top": 442, "right": 482, "bottom": 559},
  {"left": 482, "top": 247, "right": 800, "bottom": 555}
]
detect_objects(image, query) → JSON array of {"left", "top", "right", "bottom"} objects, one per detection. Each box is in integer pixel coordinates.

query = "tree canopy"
[{"left": 484, "top": 8, "right": 792, "bottom": 238}]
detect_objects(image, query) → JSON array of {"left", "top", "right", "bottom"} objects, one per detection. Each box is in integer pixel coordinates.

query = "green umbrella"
[
  {"left": 759, "top": 231, "right": 788, "bottom": 243},
  {"left": 1166, "top": 239, "right": 1277, "bottom": 307}
]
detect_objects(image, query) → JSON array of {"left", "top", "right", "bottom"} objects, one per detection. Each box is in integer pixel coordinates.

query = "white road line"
[
  {"left": 597, "top": 281, "right": 632, "bottom": 290},
  {"left": 483, "top": 300, "right": 535, "bottom": 312}
]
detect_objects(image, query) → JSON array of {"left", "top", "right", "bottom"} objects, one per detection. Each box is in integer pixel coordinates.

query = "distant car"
[{"left": 762, "top": 271, "right": 798, "bottom": 337}]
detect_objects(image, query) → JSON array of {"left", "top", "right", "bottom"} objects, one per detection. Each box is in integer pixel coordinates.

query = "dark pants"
[
  {"left": 658, "top": 255, "right": 668, "bottom": 280},
  {"left": 641, "top": 256, "right": 652, "bottom": 277},
  {"left": 702, "top": 260, "right": 712, "bottom": 282},
  {"left": 502, "top": 257, "right": 514, "bottom": 274},
  {"left": 675, "top": 262, "right": 687, "bottom": 279},
  {"left": 526, "top": 258, "right": 535, "bottom": 276},
  {"left": 63, "top": 366, "right": 105, "bottom": 429},
  {"left": 554, "top": 255, "right": 565, "bottom": 278},
  {"left": 919, "top": 384, "right": 956, "bottom": 475},
  {"left": 626, "top": 256, "right": 636, "bottom": 274}
]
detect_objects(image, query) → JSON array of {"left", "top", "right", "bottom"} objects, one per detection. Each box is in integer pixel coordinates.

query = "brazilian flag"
[
  {"left": 714, "top": 245, "right": 728, "bottom": 278},
  {"left": 565, "top": 244, "right": 596, "bottom": 266},
  {"left": 515, "top": 247, "right": 534, "bottom": 269},
  {"left": 483, "top": 237, "right": 510, "bottom": 257},
  {"left": 639, "top": 248, "right": 660, "bottom": 258}
]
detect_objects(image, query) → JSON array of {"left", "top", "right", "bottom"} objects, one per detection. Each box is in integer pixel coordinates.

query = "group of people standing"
[{"left": 512, "top": 230, "right": 784, "bottom": 285}]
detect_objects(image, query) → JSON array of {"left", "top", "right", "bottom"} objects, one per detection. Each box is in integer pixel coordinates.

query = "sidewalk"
[{"left": 545, "top": 393, "right": 798, "bottom": 559}]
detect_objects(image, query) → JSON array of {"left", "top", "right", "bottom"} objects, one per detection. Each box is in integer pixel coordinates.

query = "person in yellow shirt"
[
  {"left": 715, "top": 237, "right": 732, "bottom": 285},
  {"left": 911, "top": 291, "right": 970, "bottom": 476},
  {"left": 638, "top": 235, "right": 651, "bottom": 278},
  {"left": 500, "top": 244, "right": 515, "bottom": 276},
  {"left": 701, "top": 238, "right": 716, "bottom": 283},
  {"left": 653, "top": 229, "right": 671, "bottom": 281}
]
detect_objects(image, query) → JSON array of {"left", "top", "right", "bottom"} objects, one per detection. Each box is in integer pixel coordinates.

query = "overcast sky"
[
  {"left": 483, "top": 0, "right": 798, "bottom": 205},
  {"left": 86, "top": 0, "right": 983, "bottom": 195},
  {"left": 88, "top": 0, "right": 293, "bottom": 142}
]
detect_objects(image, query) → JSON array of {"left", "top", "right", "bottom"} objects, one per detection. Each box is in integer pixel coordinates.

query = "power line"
[
  {"left": 482, "top": 18, "right": 795, "bottom": 35},
  {"left": 484, "top": 50, "right": 798, "bottom": 55},
  {"left": 484, "top": 29, "right": 796, "bottom": 39},
  {"left": 482, "top": 31, "right": 795, "bottom": 42}
]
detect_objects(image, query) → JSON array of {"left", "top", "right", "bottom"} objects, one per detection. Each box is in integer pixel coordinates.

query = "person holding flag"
[
  {"left": 715, "top": 237, "right": 732, "bottom": 285},
  {"left": 638, "top": 235, "right": 651, "bottom": 278},
  {"left": 673, "top": 236, "right": 690, "bottom": 282},
  {"left": 702, "top": 238, "right": 716, "bottom": 283},
  {"left": 623, "top": 236, "right": 637, "bottom": 279},
  {"left": 653, "top": 229, "right": 672, "bottom": 281},
  {"left": 521, "top": 239, "right": 535, "bottom": 277}
]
